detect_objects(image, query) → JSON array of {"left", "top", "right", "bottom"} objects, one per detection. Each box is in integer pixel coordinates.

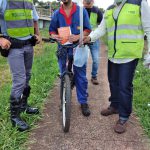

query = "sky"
[{"left": 44, "top": 0, "right": 150, "bottom": 9}]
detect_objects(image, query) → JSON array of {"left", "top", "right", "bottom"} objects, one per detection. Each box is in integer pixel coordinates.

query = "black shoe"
[
  {"left": 10, "top": 96, "right": 29, "bottom": 132},
  {"left": 21, "top": 86, "right": 39, "bottom": 114},
  {"left": 81, "top": 103, "right": 91, "bottom": 117},
  {"left": 11, "top": 118, "right": 29, "bottom": 132},
  {"left": 23, "top": 106, "right": 39, "bottom": 114}
]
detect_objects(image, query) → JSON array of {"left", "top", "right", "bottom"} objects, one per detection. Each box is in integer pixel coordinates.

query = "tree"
[{"left": 33, "top": 0, "right": 39, "bottom": 5}]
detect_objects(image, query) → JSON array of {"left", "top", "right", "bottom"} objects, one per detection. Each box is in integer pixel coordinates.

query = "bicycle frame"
[{"left": 42, "top": 37, "right": 79, "bottom": 132}]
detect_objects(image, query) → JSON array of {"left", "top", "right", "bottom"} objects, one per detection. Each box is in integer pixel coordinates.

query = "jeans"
[
  {"left": 58, "top": 48, "right": 88, "bottom": 104},
  {"left": 88, "top": 39, "right": 100, "bottom": 78},
  {"left": 8, "top": 45, "right": 33, "bottom": 98},
  {"left": 108, "top": 59, "right": 138, "bottom": 119}
]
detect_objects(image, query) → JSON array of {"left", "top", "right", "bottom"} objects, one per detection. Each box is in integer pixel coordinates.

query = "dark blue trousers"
[
  {"left": 58, "top": 48, "right": 88, "bottom": 104},
  {"left": 108, "top": 59, "right": 138, "bottom": 119}
]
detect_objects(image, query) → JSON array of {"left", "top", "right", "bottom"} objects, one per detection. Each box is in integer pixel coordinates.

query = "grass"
[
  {"left": 0, "top": 32, "right": 150, "bottom": 149},
  {"left": 0, "top": 29, "right": 59, "bottom": 150},
  {"left": 133, "top": 60, "right": 150, "bottom": 137}
]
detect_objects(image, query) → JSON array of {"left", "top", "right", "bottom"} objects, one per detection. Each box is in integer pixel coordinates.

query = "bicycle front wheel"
[{"left": 61, "top": 74, "right": 71, "bottom": 132}]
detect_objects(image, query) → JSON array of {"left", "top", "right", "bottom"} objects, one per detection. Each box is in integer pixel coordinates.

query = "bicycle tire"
[{"left": 61, "top": 74, "right": 71, "bottom": 132}]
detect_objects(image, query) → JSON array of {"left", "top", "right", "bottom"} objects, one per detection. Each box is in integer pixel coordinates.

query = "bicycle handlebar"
[
  {"left": 42, "top": 37, "right": 93, "bottom": 58},
  {"left": 42, "top": 37, "right": 93, "bottom": 49},
  {"left": 42, "top": 37, "right": 79, "bottom": 49}
]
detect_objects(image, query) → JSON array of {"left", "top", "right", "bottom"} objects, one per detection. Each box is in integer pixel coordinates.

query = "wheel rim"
[{"left": 62, "top": 83, "right": 66, "bottom": 127}]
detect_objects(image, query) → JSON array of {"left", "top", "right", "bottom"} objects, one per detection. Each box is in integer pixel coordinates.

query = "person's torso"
[
  {"left": 0, "top": 0, "right": 34, "bottom": 40},
  {"left": 54, "top": 4, "right": 83, "bottom": 35},
  {"left": 86, "top": 6, "right": 99, "bottom": 29},
  {"left": 105, "top": 0, "right": 144, "bottom": 59}
]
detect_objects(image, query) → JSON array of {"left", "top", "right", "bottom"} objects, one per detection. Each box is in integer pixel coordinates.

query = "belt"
[
  {"left": 2, "top": 36, "right": 37, "bottom": 49},
  {"left": 10, "top": 38, "right": 32, "bottom": 46}
]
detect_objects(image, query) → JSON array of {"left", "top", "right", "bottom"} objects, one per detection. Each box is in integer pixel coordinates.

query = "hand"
[
  {"left": 83, "top": 36, "right": 91, "bottom": 44},
  {"left": 51, "top": 34, "right": 63, "bottom": 43},
  {"left": 34, "top": 35, "right": 41, "bottom": 44},
  {"left": 143, "top": 51, "right": 150, "bottom": 69},
  {"left": 0, "top": 38, "right": 11, "bottom": 50},
  {"left": 68, "top": 34, "right": 80, "bottom": 43}
]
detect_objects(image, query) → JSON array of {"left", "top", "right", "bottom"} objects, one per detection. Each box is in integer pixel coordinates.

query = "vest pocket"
[
  {"left": 121, "top": 41, "right": 137, "bottom": 43},
  {"left": 117, "top": 41, "right": 142, "bottom": 58}
]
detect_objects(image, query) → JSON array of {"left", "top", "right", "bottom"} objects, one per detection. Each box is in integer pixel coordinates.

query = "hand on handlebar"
[
  {"left": 51, "top": 34, "right": 63, "bottom": 43},
  {"left": 68, "top": 34, "right": 80, "bottom": 43},
  {"left": 83, "top": 36, "right": 91, "bottom": 44}
]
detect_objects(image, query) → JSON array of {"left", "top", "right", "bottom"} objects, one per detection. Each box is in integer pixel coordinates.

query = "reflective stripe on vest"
[
  {"left": 90, "top": 12, "right": 98, "bottom": 29},
  {"left": 105, "top": 3, "right": 144, "bottom": 58},
  {"left": 108, "top": 35, "right": 144, "bottom": 40},
  {"left": 107, "top": 24, "right": 143, "bottom": 33},
  {"left": 4, "top": 0, "right": 34, "bottom": 38}
]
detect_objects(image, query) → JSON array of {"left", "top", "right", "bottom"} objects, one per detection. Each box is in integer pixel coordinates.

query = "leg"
[
  {"left": 8, "top": 48, "right": 26, "bottom": 98},
  {"left": 118, "top": 59, "right": 138, "bottom": 120},
  {"left": 108, "top": 60, "right": 119, "bottom": 109},
  {"left": 101, "top": 60, "right": 119, "bottom": 116},
  {"left": 89, "top": 39, "right": 100, "bottom": 84},
  {"left": 21, "top": 45, "right": 39, "bottom": 114},
  {"left": 73, "top": 64, "right": 90, "bottom": 116},
  {"left": 114, "top": 59, "right": 138, "bottom": 134},
  {"left": 24, "top": 45, "right": 34, "bottom": 87},
  {"left": 58, "top": 53, "right": 67, "bottom": 75},
  {"left": 8, "top": 48, "right": 29, "bottom": 131}
]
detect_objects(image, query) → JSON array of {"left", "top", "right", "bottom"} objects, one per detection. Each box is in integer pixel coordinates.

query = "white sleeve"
[
  {"left": 32, "top": 5, "right": 39, "bottom": 21},
  {"left": 89, "top": 14, "right": 106, "bottom": 42},
  {"left": 0, "top": 0, "right": 3, "bottom": 11},
  {"left": 141, "top": 0, "right": 150, "bottom": 52}
]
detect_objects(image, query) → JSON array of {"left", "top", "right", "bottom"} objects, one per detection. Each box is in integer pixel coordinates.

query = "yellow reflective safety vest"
[
  {"left": 4, "top": 0, "right": 34, "bottom": 38},
  {"left": 105, "top": 1, "right": 144, "bottom": 58},
  {"left": 89, "top": 6, "right": 100, "bottom": 29},
  {"left": 90, "top": 12, "right": 98, "bottom": 29}
]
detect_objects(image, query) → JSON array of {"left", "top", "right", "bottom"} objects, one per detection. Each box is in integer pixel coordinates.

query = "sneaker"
[
  {"left": 91, "top": 77, "right": 99, "bottom": 85},
  {"left": 114, "top": 119, "right": 127, "bottom": 134},
  {"left": 81, "top": 103, "right": 91, "bottom": 117},
  {"left": 101, "top": 106, "right": 118, "bottom": 116}
]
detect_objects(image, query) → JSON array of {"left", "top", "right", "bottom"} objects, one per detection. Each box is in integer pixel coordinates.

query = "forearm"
[
  {"left": 89, "top": 17, "right": 106, "bottom": 42},
  {"left": 34, "top": 21, "right": 40, "bottom": 35}
]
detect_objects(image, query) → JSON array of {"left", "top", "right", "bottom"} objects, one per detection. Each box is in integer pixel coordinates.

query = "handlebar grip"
[
  {"left": 49, "top": 38, "right": 56, "bottom": 43},
  {"left": 42, "top": 37, "right": 56, "bottom": 43}
]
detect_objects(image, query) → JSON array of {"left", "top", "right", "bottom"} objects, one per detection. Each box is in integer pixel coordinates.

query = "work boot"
[
  {"left": 10, "top": 96, "right": 29, "bottom": 131},
  {"left": 81, "top": 103, "right": 91, "bottom": 117},
  {"left": 21, "top": 86, "right": 39, "bottom": 114},
  {"left": 101, "top": 106, "right": 118, "bottom": 116},
  {"left": 114, "top": 119, "right": 127, "bottom": 134},
  {"left": 91, "top": 77, "right": 99, "bottom": 85}
]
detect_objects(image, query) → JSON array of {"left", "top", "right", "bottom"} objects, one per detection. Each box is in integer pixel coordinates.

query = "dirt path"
[{"left": 28, "top": 43, "right": 150, "bottom": 150}]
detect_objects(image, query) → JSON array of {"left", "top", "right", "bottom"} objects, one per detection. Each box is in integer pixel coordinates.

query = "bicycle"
[{"left": 42, "top": 37, "right": 80, "bottom": 132}]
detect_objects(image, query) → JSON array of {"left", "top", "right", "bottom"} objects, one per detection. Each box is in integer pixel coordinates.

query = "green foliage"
[
  {"left": 35, "top": 0, "right": 60, "bottom": 11},
  {"left": 40, "top": 28, "right": 49, "bottom": 38},
  {"left": 51, "top": 1, "right": 60, "bottom": 11},
  {"left": 0, "top": 42, "right": 58, "bottom": 149},
  {"left": 133, "top": 60, "right": 150, "bottom": 137}
]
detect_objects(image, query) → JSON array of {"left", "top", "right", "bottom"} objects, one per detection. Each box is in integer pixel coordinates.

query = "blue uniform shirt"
[
  {"left": 0, "top": 0, "right": 39, "bottom": 40},
  {"left": 49, "top": 3, "right": 91, "bottom": 35}
]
